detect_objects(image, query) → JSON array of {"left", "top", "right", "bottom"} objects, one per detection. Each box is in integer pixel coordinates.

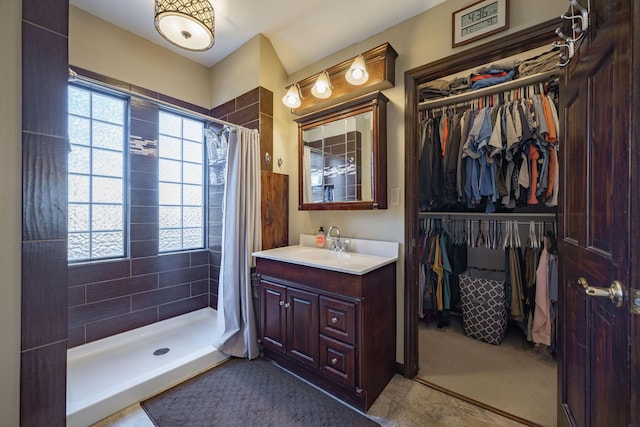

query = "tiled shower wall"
[
  {"left": 208, "top": 86, "right": 273, "bottom": 308},
  {"left": 21, "top": 0, "right": 69, "bottom": 424},
  {"left": 66, "top": 73, "right": 273, "bottom": 346}
]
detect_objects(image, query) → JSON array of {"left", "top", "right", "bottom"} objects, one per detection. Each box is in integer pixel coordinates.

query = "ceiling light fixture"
[
  {"left": 345, "top": 55, "right": 369, "bottom": 85},
  {"left": 282, "top": 83, "right": 303, "bottom": 109},
  {"left": 154, "top": 0, "right": 215, "bottom": 51},
  {"left": 310, "top": 71, "right": 333, "bottom": 99}
]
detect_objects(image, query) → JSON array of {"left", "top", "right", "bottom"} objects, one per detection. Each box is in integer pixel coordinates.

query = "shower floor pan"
[{"left": 66, "top": 307, "right": 229, "bottom": 427}]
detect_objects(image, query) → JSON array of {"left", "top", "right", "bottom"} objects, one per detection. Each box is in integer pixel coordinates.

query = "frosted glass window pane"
[
  {"left": 68, "top": 174, "right": 90, "bottom": 203},
  {"left": 159, "top": 158, "right": 181, "bottom": 182},
  {"left": 68, "top": 233, "right": 90, "bottom": 261},
  {"left": 92, "top": 93, "right": 124, "bottom": 125},
  {"left": 183, "top": 228, "right": 203, "bottom": 249},
  {"left": 93, "top": 122, "right": 124, "bottom": 151},
  {"left": 159, "top": 182, "right": 181, "bottom": 205},
  {"left": 69, "top": 87, "right": 90, "bottom": 117},
  {"left": 69, "top": 116, "right": 90, "bottom": 146},
  {"left": 93, "top": 177, "right": 123, "bottom": 203},
  {"left": 159, "top": 111, "right": 181, "bottom": 137},
  {"left": 69, "top": 145, "right": 90, "bottom": 174},
  {"left": 183, "top": 163, "right": 203, "bottom": 185},
  {"left": 159, "top": 206, "right": 181, "bottom": 228},
  {"left": 92, "top": 231, "right": 124, "bottom": 259},
  {"left": 159, "top": 135, "right": 181, "bottom": 160},
  {"left": 92, "top": 205, "right": 123, "bottom": 231},
  {"left": 68, "top": 204, "right": 90, "bottom": 232},
  {"left": 183, "top": 140, "right": 203, "bottom": 163},
  {"left": 183, "top": 119, "right": 203, "bottom": 142},
  {"left": 93, "top": 149, "right": 123, "bottom": 178},
  {"left": 183, "top": 184, "right": 202, "bottom": 206},
  {"left": 159, "top": 229, "right": 182, "bottom": 252},
  {"left": 183, "top": 207, "right": 202, "bottom": 227}
]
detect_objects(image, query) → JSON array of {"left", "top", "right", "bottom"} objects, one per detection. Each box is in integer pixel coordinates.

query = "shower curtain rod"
[{"left": 68, "top": 67, "right": 239, "bottom": 129}]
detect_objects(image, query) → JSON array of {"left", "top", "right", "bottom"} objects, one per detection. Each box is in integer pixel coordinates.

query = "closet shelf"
[
  {"left": 418, "top": 70, "right": 559, "bottom": 111},
  {"left": 419, "top": 211, "right": 557, "bottom": 219}
]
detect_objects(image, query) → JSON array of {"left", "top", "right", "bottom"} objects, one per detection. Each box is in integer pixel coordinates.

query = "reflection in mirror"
[
  {"left": 302, "top": 111, "right": 373, "bottom": 203},
  {"left": 296, "top": 91, "right": 388, "bottom": 210}
]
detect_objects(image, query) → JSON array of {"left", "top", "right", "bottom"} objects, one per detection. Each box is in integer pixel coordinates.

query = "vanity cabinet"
[{"left": 256, "top": 257, "right": 396, "bottom": 411}]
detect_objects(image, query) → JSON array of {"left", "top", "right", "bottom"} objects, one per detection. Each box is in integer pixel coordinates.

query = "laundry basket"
[{"left": 459, "top": 268, "right": 508, "bottom": 345}]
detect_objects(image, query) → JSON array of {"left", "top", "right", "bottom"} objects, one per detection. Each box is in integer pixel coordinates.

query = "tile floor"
[{"left": 93, "top": 373, "right": 527, "bottom": 427}]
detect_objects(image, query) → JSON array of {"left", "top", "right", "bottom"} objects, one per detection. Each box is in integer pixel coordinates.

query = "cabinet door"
[
  {"left": 260, "top": 280, "right": 286, "bottom": 353},
  {"left": 286, "top": 287, "right": 319, "bottom": 367}
]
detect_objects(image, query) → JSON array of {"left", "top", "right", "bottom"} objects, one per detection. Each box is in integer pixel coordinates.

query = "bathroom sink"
[
  {"left": 252, "top": 235, "right": 399, "bottom": 275},
  {"left": 295, "top": 249, "right": 351, "bottom": 261}
]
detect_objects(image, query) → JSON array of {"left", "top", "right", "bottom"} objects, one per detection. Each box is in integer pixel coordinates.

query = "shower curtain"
[{"left": 213, "top": 127, "right": 262, "bottom": 359}]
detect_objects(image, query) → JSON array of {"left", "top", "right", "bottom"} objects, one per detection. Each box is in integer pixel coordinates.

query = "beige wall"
[
  {"left": 283, "top": 0, "right": 567, "bottom": 363},
  {"left": 69, "top": 6, "right": 211, "bottom": 108},
  {"left": 0, "top": 0, "right": 22, "bottom": 424}
]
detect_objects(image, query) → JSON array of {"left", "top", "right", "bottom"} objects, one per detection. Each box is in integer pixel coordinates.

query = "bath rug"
[{"left": 141, "top": 357, "right": 380, "bottom": 427}]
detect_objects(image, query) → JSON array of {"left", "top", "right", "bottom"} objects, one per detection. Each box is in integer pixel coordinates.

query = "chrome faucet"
[{"left": 327, "top": 226, "right": 346, "bottom": 252}]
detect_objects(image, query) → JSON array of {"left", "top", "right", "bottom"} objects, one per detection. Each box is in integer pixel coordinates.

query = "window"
[
  {"left": 68, "top": 85, "right": 127, "bottom": 261},
  {"left": 158, "top": 110, "right": 205, "bottom": 252}
]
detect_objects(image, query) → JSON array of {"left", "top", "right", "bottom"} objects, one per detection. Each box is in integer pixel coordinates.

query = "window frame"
[
  {"left": 157, "top": 109, "right": 207, "bottom": 253},
  {"left": 67, "top": 82, "right": 130, "bottom": 263}
]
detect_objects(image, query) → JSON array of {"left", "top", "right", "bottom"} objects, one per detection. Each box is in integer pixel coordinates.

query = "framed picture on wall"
[{"left": 452, "top": 0, "right": 509, "bottom": 48}]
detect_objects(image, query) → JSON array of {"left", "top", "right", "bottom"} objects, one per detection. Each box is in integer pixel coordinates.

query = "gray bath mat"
[{"left": 141, "top": 357, "right": 380, "bottom": 427}]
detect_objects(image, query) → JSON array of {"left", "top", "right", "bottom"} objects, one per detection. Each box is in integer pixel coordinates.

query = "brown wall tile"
[
  {"left": 86, "top": 274, "right": 158, "bottom": 303},
  {"left": 259, "top": 87, "right": 274, "bottom": 117},
  {"left": 68, "top": 286, "right": 85, "bottom": 308},
  {"left": 159, "top": 265, "right": 208, "bottom": 288},
  {"left": 131, "top": 206, "right": 159, "bottom": 224},
  {"left": 86, "top": 308, "right": 158, "bottom": 343},
  {"left": 20, "top": 342, "right": 67, "bottom": 427},
  {"left": 68, "top": 296, "right": 130, "bottom": 328},
  {"left": 228, "top": 102, "right": 260, "bottom": 127},
  {"left": 68, "top": 259, "right": 131, "bottom": 287},
  {"left": 191, "top": 279, "right": 209, "bottom": 296},
  {"left": 159, "top": 294, "right": 209, "bottom": 320},
  {"left": 131, "top": 284, "right": 190, "bottom": 311},
  {"left": 130, "top": 239, "right": 159, "bottom": 258},
  {"left": 237, "top": 87, "right": 260, "bottom": 109},
  {"left": 131, "top": 252, "right": 190, "bottom": 276},
  {"left": 130, "top": 152, "right": 158, "bottom": 174},
  {"left": 22, "top": 133, "right": 68, "bottom": 241},
  {"left": 190, "top": 250, "right": 209, "bottom": 266},
  {"left": 130, "top": 98, "right": 159, "bottom": 123},
  {"left": 21, "top": 241, "right": 68, "bottom": 350}
]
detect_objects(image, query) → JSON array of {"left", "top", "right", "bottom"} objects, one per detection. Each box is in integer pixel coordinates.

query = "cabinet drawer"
[
  {"left": 319, "top": 335, "right": 355, "bottom": 388},
  {"left": 319, "top": 296, "right": 356, "bottom": 345}
]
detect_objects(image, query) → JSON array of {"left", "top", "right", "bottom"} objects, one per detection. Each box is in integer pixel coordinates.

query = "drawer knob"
[
  {"left": 279, "top": 301, "right": 284, "bottom": 306},
  {"left": 331, "top": 317, "right": 338, "bottom": 324},
  {"left": 331, "top": 358, "right": 338, "bottom": 365},
  {"left": 284, "top": 302, "right": 291, "bottom": 308}
]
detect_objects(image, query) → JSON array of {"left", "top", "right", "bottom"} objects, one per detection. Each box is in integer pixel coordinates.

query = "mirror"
[{"left": 296, "top": 92, "right": 389, "bottom": 210}]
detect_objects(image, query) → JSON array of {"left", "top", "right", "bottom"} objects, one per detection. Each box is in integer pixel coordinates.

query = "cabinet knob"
[
  {"left": 331, "top": 358, "right": 338, "bottom": 365},
  {"left": 331, "top": 317, "right": 338, "bottom": 324},
  {"left": 284, "top": 302, "right": 291, "bottom": 308},
  {"left": 279, "top": 300, "right": 284, "bottom": 306}
]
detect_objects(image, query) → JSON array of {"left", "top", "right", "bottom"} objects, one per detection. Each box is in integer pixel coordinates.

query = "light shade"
[
  {"left": 282, "top": 84, "right": 303, "bottom": 109},
  {"left": 155, "top": 0, "right": 215, "bottom": 51},
  {"left": 345, "top": 55, "right": 369, "bottom": 85},
  {"left": 310, "top": 71, "right": 333, "bottom": 99}
]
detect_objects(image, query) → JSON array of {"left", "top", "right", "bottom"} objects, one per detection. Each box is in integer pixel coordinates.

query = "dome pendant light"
[
  {"left": 282, "top": 83, "right": 303, "bottom": 109},
  {"left": 155, "top": 0, "right": 215, "bottom": 51},
  {"left": 345, "top": 54, "right": 369, "bottom": 85},
  {"left": 310, "top": 71, "right": 333, "bottom": 99}
]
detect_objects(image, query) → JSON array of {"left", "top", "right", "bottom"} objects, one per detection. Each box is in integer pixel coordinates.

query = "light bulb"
[
  {"left": 345, "top": 55, "right": 369, "bottom": 86},
  {"left": 311, "top": 71, "right": 333, "bottom": 99},
  {"left": 351, "top": 68, "right": 363, "bottom": 80}
]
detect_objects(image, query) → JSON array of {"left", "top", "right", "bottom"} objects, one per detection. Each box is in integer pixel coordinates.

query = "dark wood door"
[
  {"left": 260, "top": 280, "right": 287, "bottom": 353},
  {"left": 286, "top": 287, "right": 319, "bottom": 367},
  {"left": 558, "top": 0, "right": 638, "bottom": 425}
]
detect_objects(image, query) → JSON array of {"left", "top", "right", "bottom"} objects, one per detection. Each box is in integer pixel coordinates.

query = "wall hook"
[
  {"left": 277, "top": 157, "right": 283, "bottom": 168},
  {"left": 265, "top": 152, "right": 271, "bottom": 165}
]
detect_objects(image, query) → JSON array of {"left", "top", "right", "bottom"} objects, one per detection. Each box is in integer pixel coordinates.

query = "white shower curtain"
[{"left": 213, "top": 127, "right": 261, "bottom": 359}]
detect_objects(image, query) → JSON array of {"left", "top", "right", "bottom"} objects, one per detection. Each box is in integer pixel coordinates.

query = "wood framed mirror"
[{"left": 296, "top": 91, "right": 389, "bottom": 210}]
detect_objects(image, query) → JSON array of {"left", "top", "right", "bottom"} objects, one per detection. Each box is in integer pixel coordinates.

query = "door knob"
[{"left": 578, "top": 277, "right": 624, "bottom": 308}]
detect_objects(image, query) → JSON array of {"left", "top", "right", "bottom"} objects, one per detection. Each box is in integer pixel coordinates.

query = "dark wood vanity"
[{"left": 256, "top": 257, "right": 396, "bottom": 411}]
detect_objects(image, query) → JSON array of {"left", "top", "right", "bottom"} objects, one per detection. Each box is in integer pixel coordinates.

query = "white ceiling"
[{"left": 69, "top": 0, "right": 447, "bottom": 75}]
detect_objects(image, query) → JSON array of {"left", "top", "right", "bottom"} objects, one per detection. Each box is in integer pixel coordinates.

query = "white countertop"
[{"left": 252, "top": 235, "right": 399, "bottom": 275}]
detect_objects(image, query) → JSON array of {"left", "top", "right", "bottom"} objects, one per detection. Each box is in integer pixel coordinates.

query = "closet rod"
[
  {"left": 418, "top": 70, "right": 559, "bottom": 111},
  {"left": 419, "top": 211, "right": 557, "bottom": 219},
  {"left": 68, "top": 67, "right": 239, "bottom": 129}
]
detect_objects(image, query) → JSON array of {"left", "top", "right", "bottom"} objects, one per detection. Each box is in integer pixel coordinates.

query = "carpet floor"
[
  {"left": 417, "top": 315, "right": 557, "bottom": 427},
  {"left": 141, "top": 357, "right": 379, "bottom": 427}
]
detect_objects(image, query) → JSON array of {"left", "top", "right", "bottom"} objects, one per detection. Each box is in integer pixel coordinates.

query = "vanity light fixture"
[
  {"left": 282, "top": 83, "right": 303, "bottom": 109},
  {"left": 311, "top": 71, "right": 333, "bottom": 99},
  {"left": 345, "top": 55, "right": 369, "bottom": 85},
  {"left": 154, "top": 0, "right": 215, "bottom": 51}
]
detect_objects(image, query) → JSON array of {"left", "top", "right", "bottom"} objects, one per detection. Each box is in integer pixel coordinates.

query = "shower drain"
[{"left": 153, "top": 347, "right": 170, "bottom": 356}]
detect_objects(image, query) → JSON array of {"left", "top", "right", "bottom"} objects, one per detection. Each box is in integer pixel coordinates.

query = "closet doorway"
[{"left": 404, "top": 20, "right": 560, "bottom": 427}]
